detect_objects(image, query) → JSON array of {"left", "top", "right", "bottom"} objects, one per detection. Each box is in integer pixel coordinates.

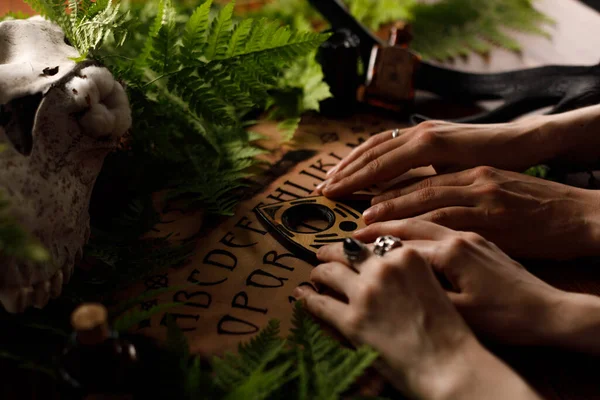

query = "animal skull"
[{"left": 0, "top": 17, "right": 132, "bottom": 312}]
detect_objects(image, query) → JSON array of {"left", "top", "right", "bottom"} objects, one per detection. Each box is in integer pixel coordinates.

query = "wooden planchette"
[{"left": 254, "top": 196, "right": 369, "bottom": 265}]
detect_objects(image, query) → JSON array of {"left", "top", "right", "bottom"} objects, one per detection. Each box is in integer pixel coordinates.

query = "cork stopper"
[{"left": 71, "top": 303, "right": 110, "bottom": 345}]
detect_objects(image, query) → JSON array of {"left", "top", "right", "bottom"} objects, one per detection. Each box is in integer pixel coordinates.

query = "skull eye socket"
[
  {"left": 0, "top": 93, "right": 43, "bottom": 156},
  {"left": 64, "top": 35, "right": 73, "bottom": 47}
]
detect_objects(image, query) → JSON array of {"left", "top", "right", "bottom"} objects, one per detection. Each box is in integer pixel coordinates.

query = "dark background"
[{"left": 582, "top": 0, "right": 600, "bottom": 11}]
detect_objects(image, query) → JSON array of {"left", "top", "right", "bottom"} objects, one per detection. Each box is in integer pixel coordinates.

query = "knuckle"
[
  {"left": 309, "top": 295, "right": 328, "bottom": 316},
  {"left": 448, "top": 236, "right": 471, "bottom": 252},
  {"left": 312, "top": 264, "right": 330, "bottom": 280},
  {"left": 366, "top": 158, "right": 382, "bottom": 175},
  {"left": 345, "top": 310, "right": 367, "bottom": 335},
  {"left": 428, "top": 209, "right": 449, "bottom": 224},
  {"left": 356, "top": 282, "right": 380, "bottom": 305},
  {"left": 461, "top": 232, "right": 486, "bottom": 245},
  {"left": 373, "top": 260, "right": 397, "bottom": 280},
  {"left": 477, "top": 183, "right": 502, "bottom": 197},
  {"left": 417, "top": 120, "right": 439, "bottom": 131},
  {"left": 361, "top": 148, "right": 378, "bottom": 164},
  {"left": 416, "top": 177, "right": 434, "bottom": 190},
  {"left": 472, "top": 166, "right": 497, "bottom": 180},
  {"left": 397, "top": 247, "right": 422, "bottom": 266},
  {"left": 415, "top": 129, "right": 440, "bottom": 148},
  {"left": 416, "top": 187, "right": 437, "bottom": 202},
  {"left": 488, "top": 205, "right": 508, "bottom": 217},
  {"left": 378, "top": 200, "right": 395, "bottom": 216}
]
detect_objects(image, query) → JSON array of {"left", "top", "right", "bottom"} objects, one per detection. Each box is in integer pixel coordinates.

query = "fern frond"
[
  {"left": 212, "top": 320, "right": 295, "bottom": 399},
  {"left": 165, "top": 314, "right": 191, "bottom": 372},
  {"left": 290, "top": 302, "right": 379, "bottom": 399},
  {"left": 110, "top": 285, "right": 192, "bottom": 317},
  {"left": 149, "top": 16, "right": 179, "bottom": 73},
  {"left": 226, "top": 18, "right": 254, "bottom": 58},
  {"left": 181, "top": 0, "right": 213, "bottom": 64},
  {"left": 112, "top": 302, "right": 181, "bottom": 332},
  {"left": 277, "top": 117, "right": 301, "bottom": 141},
  {"left": 206, "top": 1, "right": 235, "bottom": 60},
  {"left": 346, "top": 0, "right": 414, "bottom": 29},
  {"left": 410, "top": 0, "right": 553, "bottom": 60}
]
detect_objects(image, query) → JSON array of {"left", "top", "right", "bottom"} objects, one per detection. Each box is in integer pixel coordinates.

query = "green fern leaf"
[
  {"left": 110, "top": 285, "right": 192, "bottom": 317},
  {"left": 206, "top": 1, "right": 235, "bottom": 60},
  {"left": 149, "top": 19, "right": 179, "bottom": 74},
  {"left": 181, "top": 0, "right": 213, "bottom": 63},
  {"left": 277, "top": 118, "right": 301, "bottom": 141},
  {"left": 212, "top": 320, "right": 296, "bottom": 399},
  {"left": 227, "top": 18, "right": 254, "bottom": 58},
  {"left": 139, "top": 0, "right": 170, "bottom": 64},
  {"left": 410, "top": 0, "right": 553, "bottom": 60},
  {"left": 290, "top": 303, "right": 379, "bottom": 399},
  {"left": 112, "top": 302, "right": 181, "bottom": 332},
  {"left": 165, "top": 314, "right": 191, "bottom": 373}
]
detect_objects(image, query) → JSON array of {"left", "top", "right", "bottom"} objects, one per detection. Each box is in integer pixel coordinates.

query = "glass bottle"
[
  {"left": 361, "top": 22, "right": 421, "bottom": 113},
  {"left": 58, "top": 303, "right": 138, "bottom": 400}
]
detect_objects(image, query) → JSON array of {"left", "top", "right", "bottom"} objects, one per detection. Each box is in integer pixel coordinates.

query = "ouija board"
[
  {"left": 122, "top": 112, "right": 431, "bottom": 356},
  {"left": 121, "top": 112, "right": 600, "bottom": 400}
]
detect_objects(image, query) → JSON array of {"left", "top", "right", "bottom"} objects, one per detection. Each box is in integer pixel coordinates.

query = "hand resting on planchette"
[
  {"left": 294, "top": 221, "right": 545, "bottom": 400},
  {"left": 296, "top": 220, "right": 600, "bottom": 399},
  {"left": 316, "top": 105, "right": 600, "bottom": 260}
]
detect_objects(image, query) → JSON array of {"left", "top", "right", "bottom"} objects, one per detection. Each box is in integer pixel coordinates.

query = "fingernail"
[
  {"left": 316, "top": 246, "right": 325, "bottom": 258},
  {"left": 326, "top": 166, "right": 338, "bottom": 177},
  {"left": 322, "top": 183, "right": 338, "bottom": 195},
  {"left": 353, "top": 228, "right": 365, "bottom": 237},
  {"left": 315, "top": 180, "right": 329, "bottom": 191},
  {"left": 363, "top": 207, "right": 377, "bottom": 224},
  {"left": 293, "top": 287, "right": 305, "bottom": 298}
]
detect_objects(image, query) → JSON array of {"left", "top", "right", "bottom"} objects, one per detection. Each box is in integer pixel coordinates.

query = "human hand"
[
  {"left": 294, "top": 224, "right": 541, "bottom": 399},
  {"left": 354, "top": 220, "right": 567, "bottom": 347},
  {"left": 317, "top": 118, "right": 557, "bottom": 198},
  {"left": 362, "top": 166, "right": 600, "bottom": 260}
]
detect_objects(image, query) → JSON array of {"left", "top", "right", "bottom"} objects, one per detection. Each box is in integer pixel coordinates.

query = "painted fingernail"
[
  {"left": 363, "top": 207, "right": 376, "bottom": 224},
  {"left": 326, "top": 165, "right": 338, "bottom": 177},
  {"left": 293, "top": 287, "right": 305, "bottom": 298}
]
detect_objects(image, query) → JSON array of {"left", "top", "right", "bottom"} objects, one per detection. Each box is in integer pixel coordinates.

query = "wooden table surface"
[{"left": 2, "top": 0, "right": 600, "bottom": 399}]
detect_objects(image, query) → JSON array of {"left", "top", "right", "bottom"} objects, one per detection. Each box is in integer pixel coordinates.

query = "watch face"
[{"left": 254, "top": 196, "right": 368, "bottom": 264}]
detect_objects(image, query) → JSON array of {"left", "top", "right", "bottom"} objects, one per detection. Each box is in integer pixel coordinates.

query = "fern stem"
[{"left": 142, "top": 69, "right": 182, "bottom": 88}]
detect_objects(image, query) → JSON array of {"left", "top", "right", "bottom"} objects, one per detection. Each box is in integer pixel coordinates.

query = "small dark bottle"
[
  {"left": 361, "top": 22, "right": 421, "bottom": 113},
  {"left": 58, "top": 303, "right": 138, "bottom": 400}
]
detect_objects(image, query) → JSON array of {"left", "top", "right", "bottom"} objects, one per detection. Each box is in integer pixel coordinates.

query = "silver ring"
[
  {"left": 373, "top": 235, "right": 402, "bottom": 257},
  {"left": 392, "top": 129, "right": 401, "bottom": 139},
  {"left": 343, "top": 238, "right": 368, "bottom": 265}
]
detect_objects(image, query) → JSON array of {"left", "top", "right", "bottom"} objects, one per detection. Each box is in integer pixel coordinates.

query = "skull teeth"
[
  {"left": 50, "top": 270, "right": 63, "bottom": 298},
  {"left": 0, "top": 267, "right": 70, "bottom": 313}
]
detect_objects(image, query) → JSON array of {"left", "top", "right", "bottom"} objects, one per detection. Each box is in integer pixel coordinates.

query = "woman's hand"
[
  {"left": 294, "top": 221, "right": 541, "bottom": 400},
  {"left": 361, "top": 167, "right": 600, "bottom": 260},
  {"left": 354, "top": 220, "right": 600, "bottom": 356},
  {"left": 318, "top": 117, "right": 558, "bottom": 198},
  {"left": 354, "top": 220, "right": 566, "bottom": 346}
]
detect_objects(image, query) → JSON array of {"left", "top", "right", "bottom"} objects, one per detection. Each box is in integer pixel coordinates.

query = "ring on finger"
[
  {"left": 343, "top": 238, "right": 369, "bottom": 266},
  {"left": 373, "top": 235, "right": 403, "bottom": 257},
  {"left": 392, "top": 128, "right": 401, "bottom": 139}
]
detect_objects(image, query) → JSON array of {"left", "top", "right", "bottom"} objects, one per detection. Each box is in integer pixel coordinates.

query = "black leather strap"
[{"left": 413, "top": 61, "right": 600, "bottom": 124}]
